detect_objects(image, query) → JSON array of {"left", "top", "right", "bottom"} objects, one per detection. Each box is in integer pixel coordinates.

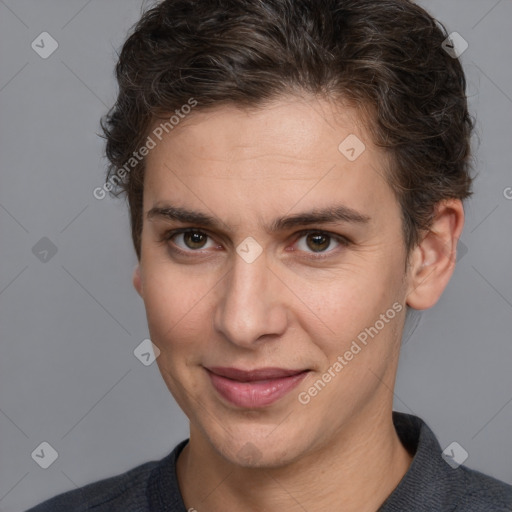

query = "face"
[{"left": 135, "top": 95, "right": 412, "bottom": 468}]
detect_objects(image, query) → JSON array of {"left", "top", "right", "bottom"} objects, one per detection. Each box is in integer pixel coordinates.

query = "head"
[{"left": 101, "top": 0, "right": 474, "bottom": 467}]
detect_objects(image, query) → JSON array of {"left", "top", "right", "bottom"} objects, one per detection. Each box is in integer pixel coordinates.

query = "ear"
[
  {"left": 406, "top": 199, "right": 465, "bottom": 310},
  {"left": 132, "top": 264, "right": 144, "bottom": 298}
]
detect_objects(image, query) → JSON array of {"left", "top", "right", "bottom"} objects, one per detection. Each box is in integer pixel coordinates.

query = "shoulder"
[
  {"left": 454, "top": 465, "right": 512, "bottom": 511},
  {"left": 385, "top": 412, "right": 512, "bottom": 512},
  {"left": 25, "top": 458, "right": 159, "bottom": 512}
]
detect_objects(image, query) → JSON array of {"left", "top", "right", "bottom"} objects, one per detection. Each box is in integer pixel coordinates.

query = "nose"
[{"left": 213, "top": 249, "right": 288, "bottom": 349}]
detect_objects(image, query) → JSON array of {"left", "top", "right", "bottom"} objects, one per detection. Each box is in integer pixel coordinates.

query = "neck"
[{"left": 176, "top": 405, "right": 413, "bottom": 512}]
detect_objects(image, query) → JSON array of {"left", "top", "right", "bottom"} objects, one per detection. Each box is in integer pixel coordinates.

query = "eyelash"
[{"left": 158, "top": 228, "right": 351, "bottom": 260}]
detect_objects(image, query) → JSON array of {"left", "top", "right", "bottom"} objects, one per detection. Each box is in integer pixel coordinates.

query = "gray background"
[{"left": 0, "top": 1, "right": 511, "bottom": 510}]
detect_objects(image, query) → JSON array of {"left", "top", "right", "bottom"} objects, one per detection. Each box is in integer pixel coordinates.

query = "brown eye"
[
  {"left": 182, "top": 231, "right": 208, "bottom": 250},
  {"left": 163, "top": 229, "right": 217, "bottom": 252},
  {"left": 305, "top": 232, "right": 331, "bottom": 252},
  {"left": 293, "top": 230, "right": 349, "bottom": 258}
]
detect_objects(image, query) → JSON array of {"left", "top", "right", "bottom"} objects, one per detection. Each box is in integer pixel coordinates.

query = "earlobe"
[
  {"left": 132, "top": 264, "right": 143, "bottom": 298},
  {"left": 406, "top": 199, "right": 465, "bottom": 310}
]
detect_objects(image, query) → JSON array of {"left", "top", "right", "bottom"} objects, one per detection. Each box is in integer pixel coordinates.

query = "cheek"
[
  {"left": 142, "top": 264, "right": 211, "bottom": 349},
  {"left": 290, "top": 260, "right": 404, "bottom": 354},
  {"left": 303, "top": 260, "right": 396, "bottom": 311},
  {"left": 142, "top": 270, "right": 211, "bottom": 403}
]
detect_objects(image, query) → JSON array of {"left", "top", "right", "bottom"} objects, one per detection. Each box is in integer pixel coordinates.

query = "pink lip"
[{"left": 206, "top": 366, "right": 310, "bottom": 408}]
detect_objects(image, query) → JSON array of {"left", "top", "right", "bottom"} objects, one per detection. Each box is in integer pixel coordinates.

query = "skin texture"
[{"left": 132, "top": 95, "right": 464, "bottom": 511}]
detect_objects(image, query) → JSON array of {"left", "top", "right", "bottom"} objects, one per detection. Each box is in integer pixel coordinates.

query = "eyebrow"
[{"left": 147, "top": 202, "right": 371, "bottom": 233}]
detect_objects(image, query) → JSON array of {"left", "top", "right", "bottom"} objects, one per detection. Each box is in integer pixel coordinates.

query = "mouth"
[{"left": 205, "top": 366, "right": 310, "bottom": 408}]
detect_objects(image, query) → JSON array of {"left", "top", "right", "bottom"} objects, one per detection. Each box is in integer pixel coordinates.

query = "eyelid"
[
  {"left": 159, "top": 227, "right": 350, "bottom": 258},
  {"left": 158, "top": 227, "right": 221, "bottom": 252},
  {"left": 290, "top": 229, "right": 350, "bottom": 259}
]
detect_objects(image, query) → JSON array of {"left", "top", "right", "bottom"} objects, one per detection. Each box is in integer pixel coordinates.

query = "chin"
[{"left": 207, "top": 424, "right": 308, "bottom": 469}]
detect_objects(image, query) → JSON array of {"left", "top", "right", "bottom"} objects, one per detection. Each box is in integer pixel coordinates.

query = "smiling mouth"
[{"left": 205, "top": 366, "right": 310, "bottom": 408}]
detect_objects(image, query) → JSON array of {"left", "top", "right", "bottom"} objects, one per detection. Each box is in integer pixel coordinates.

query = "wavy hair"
[{"left": 101, "top": 0, "right": 475, "bottom": 261}]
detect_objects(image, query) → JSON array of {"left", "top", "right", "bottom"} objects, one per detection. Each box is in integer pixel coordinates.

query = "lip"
[{"left": 205, "top": 366, "right": 310, "bottom": 408}]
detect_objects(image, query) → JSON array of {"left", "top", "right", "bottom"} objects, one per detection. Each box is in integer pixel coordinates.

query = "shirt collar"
[
  {"left": 378, "top": 411, "right": 463, "bottom": 511},
  {"left": 148, "top": 412, "right": 464, "bottom": 512}
]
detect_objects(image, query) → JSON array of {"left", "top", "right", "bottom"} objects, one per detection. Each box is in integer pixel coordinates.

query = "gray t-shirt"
[{"left": 26, "top": 412, "right": 512, "bottom": 511}]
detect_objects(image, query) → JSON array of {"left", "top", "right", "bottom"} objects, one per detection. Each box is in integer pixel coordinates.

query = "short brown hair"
[{"left": 101, "top": 0, "right": 475, "bottom": 261}]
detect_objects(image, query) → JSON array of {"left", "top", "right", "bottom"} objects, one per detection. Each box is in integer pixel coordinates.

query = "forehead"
[
  {"left": 145, "top": 95, "right": 386, "bottom": 174},
  {"left": 142, "top": 95, "right": 396, "bottom": 226}
]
